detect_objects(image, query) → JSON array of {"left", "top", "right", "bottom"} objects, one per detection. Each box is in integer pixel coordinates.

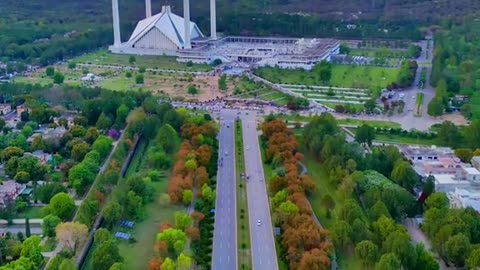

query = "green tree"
[
  {"left": 182, "top": 190, "right": 193, "bottom": 205},
  {"left": 332, "top": 220, "right": 352, "bottom": 249},
  {"left": 369, "top": 201, "right": 391, "bottom": 220},
  {"left": 454, "top": 148, "right": 473, "bottom": 163},
  {"left": 101, "top": 202, "right": 122, "bottom": 229},
  {"left": 425, "top": 192, "right": 449, "bottom": 210},
  {"left": 339, "top": 43, "right": 350, "bottom": 54},
  {"left": 115, "top": 104, "right": 129, "bottom": 125},
  {"left": 175, "top": 212, "right": 192, "bottom": 230},
  {"left": 187, "top": 84, "right": 199, "bottom": 95},
  {"left": 94, "top": 228, "right": 114, "bottom": 245},
  {"left": 68, "top": 62, "right": 77, "bottom": 69},
  {"left": 92, "top": 240, "right": 123, "bottom": 270},
  {"left": 21, "top": 126, "right": 33, "bottom": 138},
  {"left": 128, "top": 56, "right": 136, "bottom": 64},
  {"left": 138, "top": 66, "right": 146, "bottom": 73},
  {"left": 46, "top": 66, "right": 55, "bottom": 77},
  {"left": 160, "top": 258, "right": 175, "bottom": 270},
  {"left": 277, "top": 200, "right": 299, "bottom": 218},
  {"left": 25, "top": 218, "right": 31, "bottom": 238},
  {"left": 427, "top": 98, "right": 444, "bottom": 116},
  {"left": 391, "top": 160, "right": 418, "bottom": 190},
  {"left": 71, "top": 142, "right": 90, "bottom": 161},
  {"left": 355, "top": 124, "right": 376, "bottom": 146},
  {"left": 415, "top": 243, "right": 439, "bottom": 270},
  {"left": 49, "top": 193, "right": 75, "bottom": 220},
  {"left": 438, "top": 121, "right": 461, "bottom": 148},
  {"left": 383, "top": 230, "right": 417, "bottom": 269},
  {"left": 467, "top": 248, "right": 480, "bottom": 270},
  {"left": 218, "top": 75, "right": 227, "bottom": 91},
  {"left": 53, "top": 72, "right": 65, "bottom": 84},
  {"left": 156, "top": 228, "right": 187, "bottom": 255},
  {"left": 42, "top": 215, "right": 61, "bottom": 237},
  {"left": 20, "top": 236, "right": 43, "bottom": 268},
  {"left": 135, "top": 74, "right": 144, "bottom": 84},
  {"left": 201, "top": 184, "right": 215, "bottom": 203},
  {"left": 177, "top": 253, "right": 193, "bottom": 270},
  {"left": 156, "top": 124, "right": 177, "bottom": 154},
  {"left": 92, "top": 135, "right": 113, "bottom": 159},
  {"left": 444, "top": 233, "right": 470, "bottom": 266},
  {"left": 96, "top": 112, "right": 112, "bottom": 130},
  {"left": 375, "top": 253, "right": 401, "bottom": 270},
  {"left": 364, "top": 99, "right": 377, "bottom": 113},
  {"left": 58, "top": 259, "right": 77, "bottom": 270},
  {"left": 355, "top": 240, "right": 378, "bottom": 266}
]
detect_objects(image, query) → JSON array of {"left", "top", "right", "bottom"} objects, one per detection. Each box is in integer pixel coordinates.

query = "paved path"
[
  {"left": 241, "top": 111, "right": 279, "bottom": 270},
  {"left": 211, "top": 110, "right": 237, "bottom": 270}
]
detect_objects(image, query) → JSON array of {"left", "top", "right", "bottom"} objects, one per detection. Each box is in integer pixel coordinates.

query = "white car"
[
  {"left": 225, "top": 151, "right": 228, "bottom": 156},
  {"left": 257, "top": 219, "right": 261, "bottom": 226},
  {"left": 246, "top": 146, "right": 250, "bottom": 150}
]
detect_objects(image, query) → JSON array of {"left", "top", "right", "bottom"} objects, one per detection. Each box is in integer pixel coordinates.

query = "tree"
[
  {"left": 427, "top": 98, "right": 444, "bottom": 116},
  {"left": 415, "top": 243, "right": 439, "bottom": 270},
  {"left": 331, "top": 220, "right": 352, "bottom": 249},
  {"left": 25, "top": 218, "right": 31, "bottom": 237},
  {"left": 92, "top": 240, "right": 123, "bottom": 270},
  {"left": 375, "top": 253, "right": 401, "bottom": 270},
  {"left": 42, "top": 215, "right": 61, "bottom": 237},
  {"left": 156, "top": 228, "right": 187, "bottom": 255},
  {"left": 182, "top": 190, "right": 193, "bottom": 205},
  {"left": 68, "top": 62, "right": 77, "bottom": 69},
  {"left": 339, "top": 43, "right": 350, "bottom": 54},
  {"left": 46, "top": 66, "right": 55, "bottom": 77},
  {"left": 139, "top": 66, "right": 146, "bottom": 73},
  {"left": 109, "top": 263, "right": 124, "bottom": 270},
  {"left": 383, "top": 230, "right": 417, "bottom": 269},
  {"left": 20, "top": 235, "right": 43, "bottom": 268},
  {"left": 14, "top": 171, "right": 30, "bottom": 183},
  {"left": 116, "top": 104, "right": 129, "bottom": 125},
  {"left": 156, "top": 124, "right": 177, "bottom": 154},
  {"left": 101, "top": 201, "right": 122, "bottom": 229},
  {"left": 71, "top": 142, "right": 90, "bottom": 161},
  {"left": 364, "top": 99, "right": 377, "bottom": 113},
  {"left": 355, "top": 240, "right": 378, "bottom": 266},
  {"left": 135, "top": 74, "right": 144, "bottom": 84},
  {"left": 369, "top": 201, "right": 391, "bottom": 220},
  {"left": 177, "top": 253, "right": 193, "bottom": 270},
  {"left": 185, "top": 227, "right": 200, "bottom": 241},
  {"left": 92, "top": 136, "right": 113, "bottom": 159},
  {"left": 49, "top": 193, "right": 75, "bottom": 220},
  {"left": 277, "top": 200, "right": 299, "bottom": 220},
  {"left": 355, "top": 124, "right": 376, "bottom": 146},
  {"left": 297, "top": 248, "right": 331, "bottom": 270},
  {"left": 391, "top": 160, "right": 418, "bottom": 190},
  {"left": 438, "top": 121, "right": 461, "bottom": 148},
  {"left": 187, "top": 84, "right": 199, "bottom": 95},
  {"left": 425, "top": 192, "right": 449, "bottom": 210},
  {"left": 96, "top": 113, "right": 112, "bottom": 130},
  {"left": 444, "top": 233, "right": 470, "bottom": 266},
  {"left": 53, "top": 72, "right": 65, "bottom": 84},
  {"left": 21, "top": 126, "right": 33, "bottom": 137},
  {"left": 56, "top": 222, "right": 88, "bottom": 254},
  {"left": 218, "top": 75, "right": 227, "bottom": 91},
  {"left": 1, "top": 146, "right": 24, "bottom": 161},
  {"left": 58, "top": 259, "right": 77, "bottom": 270},
  {"left": 467, "top": 248, "right": 480, "bottom": 270},
  {"left": 175, "top": 212, "right": 192, "bottom": 230},
  {"left": 160, "top": 258, "right": 175, "bottom": 270},
  {"left": 128, "top": 56, "right": 136, "bottom": 64},
  {"left": 454, "top": 148, "right": 473, "bottom": 163}
]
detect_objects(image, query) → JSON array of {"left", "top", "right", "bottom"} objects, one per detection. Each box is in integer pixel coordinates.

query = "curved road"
[
  {"left": 212, "top": 110, "right": 238, "bottom": 270},
  {"left": 241, "top": 112, "right": 279, "bottom": 270}
]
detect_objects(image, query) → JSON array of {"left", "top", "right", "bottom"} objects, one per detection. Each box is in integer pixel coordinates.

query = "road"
[
  {"left": 212, "top": 110, "right": 237, "bottom": 270},
  {"left": 241, "top": 111, "right": 279, "bottom": 270}
]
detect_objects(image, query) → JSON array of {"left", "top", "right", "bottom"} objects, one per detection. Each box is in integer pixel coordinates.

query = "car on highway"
[
  {"left": 246, "top": 146, "right": 250, "bottom": 150},
  {"left": 257, "top": 219, "right": 261, "bottom": 226},
  {"left": 226, "top": 124, "right": 230, "bottom": 128}
]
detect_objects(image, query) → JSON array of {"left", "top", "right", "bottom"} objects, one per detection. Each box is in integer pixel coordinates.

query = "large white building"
[{"left": 108, "top": 0, "right": 340, "bottom": 70}]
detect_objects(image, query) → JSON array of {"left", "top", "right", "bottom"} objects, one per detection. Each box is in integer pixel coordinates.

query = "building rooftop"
[
  {"left": 432, "top": 174, "right": 469, "bottom": 185},
  {"left": 464, "top": 167, "right": 480, "bottom": 175}
]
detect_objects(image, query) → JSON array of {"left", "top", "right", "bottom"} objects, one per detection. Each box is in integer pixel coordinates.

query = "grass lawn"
[
  {"left": 74, "top": 49, "right": 212, "bottom": 72},
  {"left": 280, "top": 114, "right": 401, "bottom": 129},
  {"left": 303, "top": 154, "right": 364, "bottom": 269},
  {"left": 14, "top": 207, "right": 46, "bottom": 219},
  {"left": 374, "top": 133, "right": 438, "bottom": 146},
  {"left": 117, "top": 180, "right": 185, "bottom": 270},
  {"left": 469, "top": 92, "right": 480, "bottom": 120},
  {"left": 255, "top": 65, "right": 399, "bottom": 89},
  {"left": 235, "top": 121, "right": 252, "bottom": 270}
]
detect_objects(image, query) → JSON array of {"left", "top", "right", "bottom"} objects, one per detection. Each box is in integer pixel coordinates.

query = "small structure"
[
  {"left": 0, "top": 104, "right": 11, "bottom": 116},
  {"left": 80, "top": 73, "right": 102, "bottom": 82},
  {"left": 16, "top": 104, "right": 28, "bottom": 117},
  {"left": 119, "top": 220, "right": 135, "bottom": 229},
  {"left": 115, "top": 232, "right": 131, "bottom": 240},
  {"left": 0, "top": 181, "right": 26, "bottom": 206},
  {"left": 472, "top": 156, "right": 480, "bottom": 171},
  {"left": 449, "top": 187, "right": 480, "bottom": 212},
  {"left": 400, "top": 145, "right": 454, "bottom": 162}
]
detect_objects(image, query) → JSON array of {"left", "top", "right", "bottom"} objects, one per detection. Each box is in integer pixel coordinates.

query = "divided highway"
[
  {"left": 241, "top": 112, "right": 279, "bottom": 270},
  {"left": 212, "top": 111, "right": 237, "bottom": 270}
]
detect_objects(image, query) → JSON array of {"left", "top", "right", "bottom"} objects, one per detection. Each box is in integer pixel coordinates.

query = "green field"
[
  {"left": 469, "top": 92, "right": 480, "bottom": 120},
  {"left": 303, "top": 155, "right": 364, "bottom": 270},
  {"left": 13, "top": 206, "right": 46, "bottom": 219},
  {"left": 74, "top": 49, "right": 212, "bottom": 72},
  {"left": 255, "top": 65, "right": 399, "bottom": 90},
  {"left": 235, "top": 121, "right": 252, "bottom": 270},
  {"left": 281, "top": 114, "right": 401, "bottom": 129},
  {"left": 118, "top": 180, "right": 184, "bottom": 270}
]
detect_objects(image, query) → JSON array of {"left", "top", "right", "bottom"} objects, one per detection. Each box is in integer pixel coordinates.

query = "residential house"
[
  {"left": 448, "top": 188, "right": 480, "bottom": 212},
  {"left": 400, "top": 145, "right": 454, "bottom": 162},
  {"left": 0, "top": 180, "right": 26, "bottom": 206},
  {"left": 0, "top": 104, "right": 11, "bottom": 116},
  {"left": 16, "top": 104, "right": 28, "bottom": 117}
]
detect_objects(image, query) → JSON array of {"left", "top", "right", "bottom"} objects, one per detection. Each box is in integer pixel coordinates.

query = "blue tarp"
[
  {"left": 115, "top": 232, "right": 131, "bottom": 240},
  {"left": 119, "top": 220, "right": 135, "bottom": 229}
]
